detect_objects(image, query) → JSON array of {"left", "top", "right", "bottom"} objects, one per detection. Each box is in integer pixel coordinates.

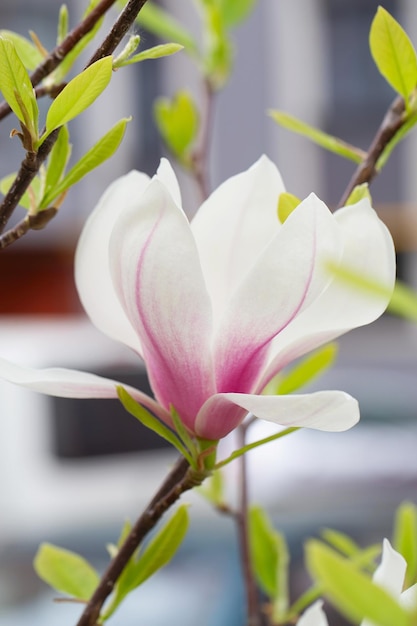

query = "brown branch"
[
  {"left": 0, "top": 0, "right": 149, "bottom": 240},
  {"left": 338, "top": 95, "right": 406, "bottom": 207},
  {"left": 75, "top": 456, "right": 209, "bottom": 626}
]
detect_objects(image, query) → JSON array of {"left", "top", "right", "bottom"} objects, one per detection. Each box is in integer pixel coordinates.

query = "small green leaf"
[
  {"left": 0, "top": 172, "right": 41, "bottom": 210},
  {"left": 269, "top": 110, "right": 365, "bottom": 163},
  {"left": 137, "top": 2, "right": 198, "bottom": 57},
  {"left": 0, "top": 30, "right": 43, "bottom": 70},
  {"left": 34, "top": 542, "right": 99, "bottom": 601},
  {"left": 393, "top": 502, "right": 417, "bottom": 586},
  {"left": 103, "top": 506, "right": 189, "bottom": 620},
  {"left": 40, "top": 117, "right": 129, "bottom": 208},
  {"left": 321, "top": 528, "right": 361, "bottom": 558},
  {"left": 198, "top": 469, "right": 225, "bottom": 507},
  {"left": 0, "top": 37, "right": 38, "bottom": 137},
  {"left": 306, "top": 540, "right": 411, "bottom": 626},
  {"left": 57, "top": 5, "right": 69, "bottom": 45},
  {"left": 345, "top": 183, "right": 372, "bottom": 206},
  {"left": 216, "top": 0, "right": 258, "bottom": 28},
  {"left": 43, "top": 125, "right": 71, "bottom": 201},
  {"left": 42, "top": 56, "right": 113, "bottom": 142},
  {"left": 115, "top": 43, "right": 183, "bottom": 68},
  {"left": 370, "top": 7, "right": 417, "bottom": 105},
  {"left": 270, "top": 344, "right": 338, "bottom": 396},
  {"left": 117, "top": 386, "right": 192, "bottom": 463},
  {"left": 202, "top": 4, "right": 233, "bottom": 89},
  {"left": 277, "top": 192, "right": 301, "bottom": 223},
  {"left": 154, "top": 90, "right": 199, "bottom": 160},
  {"left": 249, "top": 506, "right": 289, "bottom": 614},
  {"left": 215, "top": 427, "right": 299, "bottom": 469}
]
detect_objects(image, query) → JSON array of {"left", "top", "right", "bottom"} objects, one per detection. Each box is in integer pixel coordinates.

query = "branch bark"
[{"left": 75, "top": 456, "right": 208, "bottom": 626}]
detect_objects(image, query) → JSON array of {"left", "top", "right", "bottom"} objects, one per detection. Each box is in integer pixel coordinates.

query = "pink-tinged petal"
[
  {"left": 191, "top": 155, "right": 285, "bottom": 320},
  {"left": 75, "top": 171, "right": 150, "bottom": 355},
  {"left": 258, "top": 200, "right": 396, "bottom": 390},
  {"left": 214, "top": 194, "right": 340, "bottom": 395},
  {"left": 0, "top": 357, "right": 171, "bottom": 423},
  {"left": 156, "top": 158, "right": 182, "bottom": 207},
  {"left": 195, "top": 389, "right": 359, "bottom": 440},
  {"left": 297, "top": 602, "right": 328, "bottom": 626},
  {"left": 109, "top": 178, "right": 215, "bottom": 432}
]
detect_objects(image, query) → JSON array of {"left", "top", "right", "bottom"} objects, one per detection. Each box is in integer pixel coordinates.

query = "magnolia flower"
[
  {"left": 0, "top": 157, "right": 395, "bottom": 441},
  {"left": 298, "top": 540, "right": 417, "bottom": 626}
]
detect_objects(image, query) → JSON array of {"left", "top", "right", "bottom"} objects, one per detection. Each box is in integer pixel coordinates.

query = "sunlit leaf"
[
  {"left": 370, "top": 7, "right": 417, "bottom": 105},
  {"left": 321, "top": 528, "right": 361, "bottom": 558},
  {"left": 57, "top": 4, "right": 69, "bottom": 45},
  {"left": 306, "top": 540, "right": 411, "bottom": 626},
  {"left": 277, "top": 192, "right": 301, "bottom": 224},
  {"left": 0, "top": 172, "right": 41, "bottom": 210},
  {"left": 345, "top": 183, "right": 372, "bottom": 206},
  {"left": 43, "top": 125, "right": 71, "bottom": 201},
  {"left": 216, "top": 0, "right": 258, "bottom": 28},
  {"left": 42, "top": 56, "right": 113, "bottom": 142},
  {"left": 0, "top": 37, "right": 38, "bottom": 137},
  {"left": 269, "top": 110, "right": 365, "bottom": 163},
  {"left": 115, "top": 43, "right": 183, "bottom": 67},
  {"left": 117, "top": 386, "right": 192, "bottom": 463},
  {"left": 103, "top": 506, "right": 189, "bottom": 621},
  {"left": 40, "top": 117, "right": 129, "bottom": 208},
  {"left": 34, "top": 543, "right": 99, "bottom": 601},
  {"left": 198, "top": 469, "right": 225, "bottom": 507},
  {"left": 393, "top": 502, "right": 417, "bottom": 586},
  {"left": 154, "top": 90, "right": 199, "bottom": 160},
  {"left": 0, "top": 30, "right": 43, "bottom": 70}
]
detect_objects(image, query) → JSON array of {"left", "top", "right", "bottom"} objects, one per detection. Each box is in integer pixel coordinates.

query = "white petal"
[
  {"left": 109, "top": 178, "right": 215, "bottom": 432},
  {"left": 297, "top": 601, "right": 329, "bottom": 626},
  {"left": 75, "top": 171, "right": 150, "bottom": 354},
  {"left": 0, "top": 357, "right": 170, "bottom": 422},
  {"left": 259, "top": 200, "right": 396, "bottom": 389},
  {"left": 191, "top": 155, "right": 285, "bottom": 320},
  {"left": 213, "top": 194, "right": 340, "bottom": 396},
  {"left": 195, "top": 389, "right": 359, "bottom": 440},
  {"left": 373, "top": 539, "right": 406, "bottom": 598},
  {"left": 156, "top": 158, "right": 182, "bottom": 207}
]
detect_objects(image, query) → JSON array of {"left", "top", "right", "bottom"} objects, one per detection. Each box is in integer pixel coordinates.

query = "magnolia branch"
[
  {"left": 338, "top": 95, "right": 405, "bottom": 207},
  {"left": 0, "top": 0, "right": 149, "bottom": 241},
  {"left": 75, "top": 456, "right": 207, "bottom": 626}
]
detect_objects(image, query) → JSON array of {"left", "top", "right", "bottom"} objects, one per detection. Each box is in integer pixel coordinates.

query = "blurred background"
[{"left": 0, "top": 0, "right": 417, "bottom": 624}]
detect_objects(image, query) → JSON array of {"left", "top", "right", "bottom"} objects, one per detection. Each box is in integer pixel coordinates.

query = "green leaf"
[
  {"left": 117, "top": 386, "right": 192, "bottom": 462},
  {"left": 0, "top": 37, "right": 38, "bottom": 137},
  {"left": 137, "top": 2, "right": 198, "bottom": 56},
  {"left": 393, "top": 502, "right": 417, "bottom": 586},
  {"left": 216, "top": 0, "right": 258, "bottom": 28},
  {"left": 42, "top": 56, "right": 113, "bottom": 142},
  {"left": 277, "top": 192, "right": 301, "bottom": 223},
  {"left": 306, "top": 540, "right": 411, "bottom": 626},
  {"left": 198, "top": 469, "right": 225, "bottom": 507},
  {"left": 34, "top": 542, "right": 99, "bottom": 601},
  {"left": 345, "top": 183, "right": 372, "bottom": 206},
  {"left": 40, "top": 117, "right": 129, "bottom": 208},
  {"left": 57, "top": 5, "right": 69, "bottom": 45},
  {"left": 0, "top": 30, "right": 44, "bottom": 70},
  {"left": 249, "top": 506, "right": 289, "bottom": 620},
  {"left": 370, "top": 7, "right": 417, "bottom": 105},
  {"left": 154, "top": 91, "right": 199, "bottom": 160},
  {"left": 115, "top": 43, "right": 183, "bottom": 67},
  {"left": 321, "top": 528, "right": 361, "bottom": 558},
  {"left": 216, "top": 427, "right": 299, "bottom": 469},
  {"left": 202, "top": 4, "right": 233, "bottom": 89},
  {"left": 43, "top": 125, "right": 71, "bottom": 202},
  {"left": 265, "top": 343, "right": 338, "bottom": 396},
  {"left": 0, "top": 172, "right": 41, "bottom": 210},
  {"left": 269, "top": 110, "right": 366, "bottom": 163},
  {"left": 103, "top": 506, "right": 189, "bottom": 620}
]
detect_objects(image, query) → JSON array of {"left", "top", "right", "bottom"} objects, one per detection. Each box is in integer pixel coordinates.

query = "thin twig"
[
  {"left": 75, "top": 456, "right": 209, "bottom": 626},
  {"left": 338, "top": 95, "right": 405, "bottom": 207},
  {"left": 236, "top": 425, "right": 264, "bottom": 626},
  {"left": 190, "top": 78, "right": 216, "bottom": 201}
]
